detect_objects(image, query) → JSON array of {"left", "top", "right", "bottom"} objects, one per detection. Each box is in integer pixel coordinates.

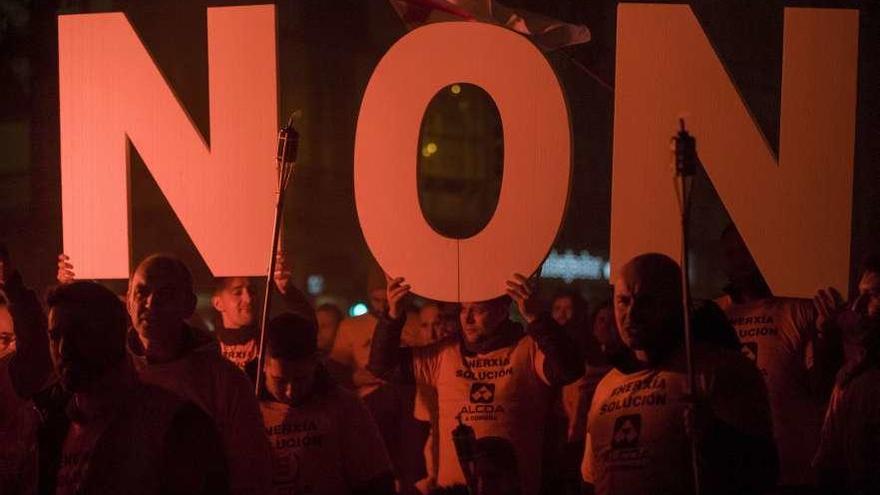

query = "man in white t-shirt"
[
  {"left": 582, "top": 253, "right": 777, "bottom": 495},
  {"left": 717, "top": 225, "right": 840, "bottom": 490},
  {"left": 369, "top": 274, "right": 584, "bottom": 495},
  {"left": 260, "top": 312, "right": 394, "bottom": 495}
]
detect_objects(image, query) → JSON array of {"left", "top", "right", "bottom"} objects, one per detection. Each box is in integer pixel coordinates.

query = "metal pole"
[
  {"left": 674, "top": 119, "right": 700, "bottom": 495},
  {"left": 254, "top": 114, "right": 298, "bottom": 396},
  {"left": 254, "top": 191, "right": 285, "bottom": 395}
]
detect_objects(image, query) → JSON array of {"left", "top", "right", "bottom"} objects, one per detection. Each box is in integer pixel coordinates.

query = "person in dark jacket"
[
  {"left": 812, "top": 254, "right": 880, "bottom": 495},
  {"left": 2, "top": 243, "right": 51, "bottom": 399},
  {"left": 58, "top": 253, "right": 274, "bottom": 495},
  {"left": 35, "top": 280, "right": 227, "bottom": 495}
]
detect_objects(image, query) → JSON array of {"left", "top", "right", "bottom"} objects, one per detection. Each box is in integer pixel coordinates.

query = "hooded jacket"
[
  {"left": 33, "top": 380, "right": 228, "bottom": 495},
  {"left": 127, "top": 324, "right": 273, "bottom": 495}
]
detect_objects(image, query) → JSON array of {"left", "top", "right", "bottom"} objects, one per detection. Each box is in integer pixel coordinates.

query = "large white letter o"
[{"left": 355, "top": 22, "right": 570, "bottom": 302}]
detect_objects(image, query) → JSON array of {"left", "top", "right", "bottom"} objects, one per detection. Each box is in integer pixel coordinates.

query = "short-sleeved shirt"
[
  {"left": 260, "top": 386, "right": 392, "bottom": 495},
  {"left": 582, "top": 345, "right": 771, "bottom": 495},
  {"left": 412, "top": 335, "right": 552, "bottom": 495},
  {"left": 716, "top": 296, "right": 823, "bottom": 485}
]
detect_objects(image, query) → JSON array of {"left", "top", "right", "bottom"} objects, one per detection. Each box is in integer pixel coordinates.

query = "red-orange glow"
[
  {"left": 611, "top": 5, "right": 858, "bottom": 296},
  {"left": 59, "top": 5, "right": 278, "bottom": 278},
  {"left": 355, "top": 22, "right": 571, "bottom": 302}
]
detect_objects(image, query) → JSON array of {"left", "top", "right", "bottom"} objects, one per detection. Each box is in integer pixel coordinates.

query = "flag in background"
[{"left": 388, "top": 0, "right": 591, "bottom": 51}]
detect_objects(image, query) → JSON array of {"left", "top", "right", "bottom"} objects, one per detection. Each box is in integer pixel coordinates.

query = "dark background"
[{"left": 0, "top": 0, "right": 876, "bottom": 312}]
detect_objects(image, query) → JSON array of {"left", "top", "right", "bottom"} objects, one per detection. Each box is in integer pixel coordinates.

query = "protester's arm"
[
  {"left": 367, "top": 310, "right": 415, "bottom": 383},
  {"left": 272, "top": 252, "right": 315, "bottom": 325},
  {"left": 529, "top": 314, "right": 586, "bottom": 386},
  {"left": 162, "top": 403, "right": 230, "bottom": 495},
  {"left": 3, "top": 273, "right": 51, "bottom": 398},
  {"left": 506, "top": 273, "right": 584, "bottom": 385},
  {"left": 366, "top": 277, "right": 416, "bottom": 383},
  {"left": 810, "top": 290, "right": 845, "bottom": 400}
]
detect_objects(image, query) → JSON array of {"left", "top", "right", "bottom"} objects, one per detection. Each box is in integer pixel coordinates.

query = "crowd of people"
[{"left": 0, "top": 226, "right": 878, "bottom": 495}]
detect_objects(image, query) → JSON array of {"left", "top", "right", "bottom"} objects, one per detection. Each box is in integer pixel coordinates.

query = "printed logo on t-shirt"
[
  {"left": 272, "top": 450, "right": 301, "bottom": 484},
  {"left": 612, "top": 414, "right": 642, "bottom": 449},
  {"left": 598, "top": 376, "right": 667, "bottom": 415},
  {"left": 470, "top": 383, "right": 495, "bottom": 404},
  {"left": 729, "top": 314, "right": 778, "bottom": 338},
  {"left": 221, "top": 340, "right": 258, "bottom": 370},
  {"left": 741, "top": 342, "right": 758, "bottom": 362},
  {"left": 455, "top": 356, "right": 514, "bottom": 381}
]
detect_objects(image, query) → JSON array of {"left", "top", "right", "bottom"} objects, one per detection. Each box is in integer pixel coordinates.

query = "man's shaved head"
[
  {"left": 127, "top": 254, "right": 196, "bottom": 341},
  {"left": 614, "top": 253, "right": 684, "bottom": 355},
  {"left": 619, "top": 253, "right": 682, "bottom": 301},
  {"left": 132, "top": 254, "right": 194, "bottom": 293}
]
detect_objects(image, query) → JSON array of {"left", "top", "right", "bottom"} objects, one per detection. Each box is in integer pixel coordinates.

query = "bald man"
[
  {"left": 124, "top": 254, "right": 273, "bottom": 495},
  {"left": 582, "top": 253, "right": 777, "bottom": 495}
]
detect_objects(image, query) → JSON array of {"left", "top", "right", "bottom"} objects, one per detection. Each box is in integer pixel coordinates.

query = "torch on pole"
[
  {"left": 673, "top": 118, "right": 701, "bottom": 495},
  {"left": 254, "top": 112, "right": 299, "bottom": 396}
]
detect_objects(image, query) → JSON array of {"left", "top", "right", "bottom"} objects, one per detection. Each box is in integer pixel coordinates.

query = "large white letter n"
[
  {"left": 611, "top": 6, "right": 858, "bottom": 296},
  {"left": 59, "top": 5, "right": 277, "bottom": 278}
]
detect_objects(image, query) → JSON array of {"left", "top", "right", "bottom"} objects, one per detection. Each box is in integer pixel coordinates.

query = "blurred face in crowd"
[
  {"left": 420, "top": 304, "right": 442, "bottom": 342},
  {"left": 0, "top": 302, "right": 14, "bottom": 358},
  {"left": 212, "top": 277, "right": 255, "bottom": 329},
  {"left": 315, "top": 308, "right": 341, "bottom": 353},
  {"left": 614, "top": 259, "right": 681, "bottom": 353},
  {"left": 127, "top": 258, "right": 194, "bottom": 341},
  {"left": 48, "top": 305, "right": 113, "bottom": 393},
  {"left": 854, "top": 270, "right": 880, "bottom": 324},
  {"left": 438, "top": 304, "right": 462, "bottom": 340},
  {"left": 369, "top": 288, "right": 388, "bottom": 316},
  {"left": 460, "top": 300, "right": 508, "bottom": 345},
  {"left": 593, "top": 305, "right": 622, "bottom": 356},
  {"left": 551, "top": 296, "right": 575, "bottom": 326},
  {"left": 720, "top": 227, "right": 761, "bottom": 288},
  {"left": 264, "top": 355, "right": 317, "bottom": 406}
]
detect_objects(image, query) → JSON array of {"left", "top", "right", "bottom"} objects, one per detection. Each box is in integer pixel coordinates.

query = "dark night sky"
[{"left": 0, "top": 0, "right": 876, "bottom": 306}]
